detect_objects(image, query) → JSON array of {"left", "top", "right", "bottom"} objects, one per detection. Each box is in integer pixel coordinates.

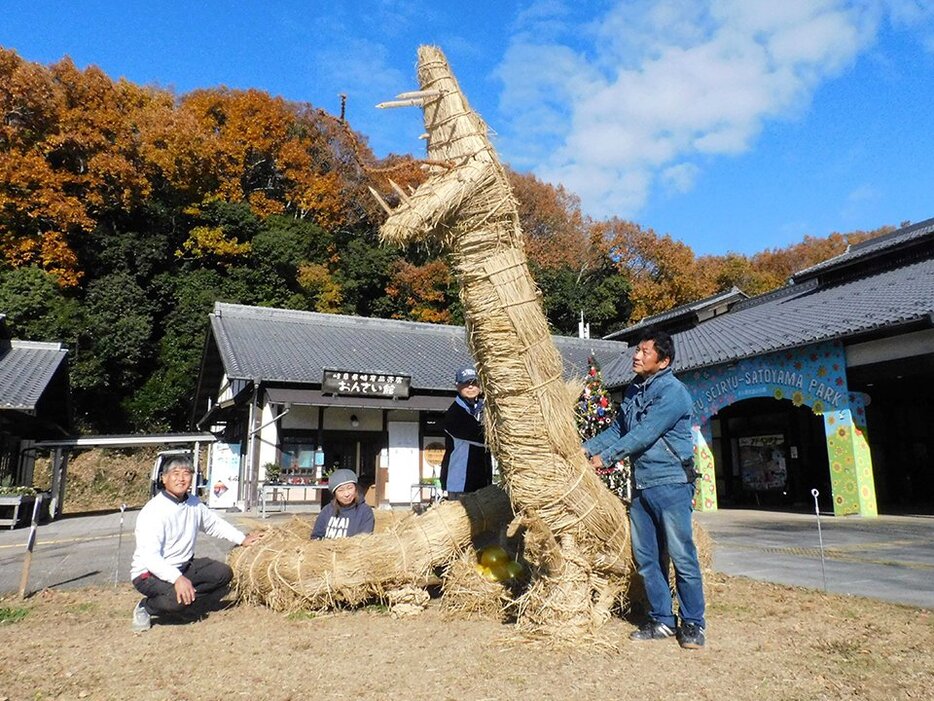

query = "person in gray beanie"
[{"left": 310, "top": 468, "right": 375, "bottom": 540}]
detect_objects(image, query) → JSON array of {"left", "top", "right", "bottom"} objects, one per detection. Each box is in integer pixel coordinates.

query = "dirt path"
[{"left": 1, "top": 573, "right": 929, "bottom": 701}]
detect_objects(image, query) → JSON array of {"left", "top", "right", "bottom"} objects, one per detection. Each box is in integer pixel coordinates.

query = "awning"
[
  {"left": 33, "top": 432, "right": 218, "bottom": 449},
  {"left": 0, "top": 409, "right": 71, "bottom": 440},
  {"left": 264, "top": 387, "right": 452, "bottom": 412}
]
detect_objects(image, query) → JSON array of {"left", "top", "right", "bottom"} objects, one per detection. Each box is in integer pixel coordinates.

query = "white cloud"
[
  {"left": 495, "top": 0, "right": 931, "bottom": 217},
  {"left": 661, "top": 163, "right": 701, "bottom": 192},
  {"left": 841, "top": 183, "right": 882, "bottom": 220}
]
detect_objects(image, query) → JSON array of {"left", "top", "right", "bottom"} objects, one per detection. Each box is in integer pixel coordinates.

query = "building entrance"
[
  {"left": 713, "top": 398, "right": 829, "bottom": 510},
  {"left": 323, "top": 431, "right": 385, "bottom": 505}
]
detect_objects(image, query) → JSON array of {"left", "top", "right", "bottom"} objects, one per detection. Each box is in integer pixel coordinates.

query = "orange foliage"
[
  {"left": 297, "top": 263, "right": 343, "bottom": 313},
  {"left": 176, "top": 225, "right": 252, "bottom": 263},
  {"left": 385, "top": 259, "right": 452, "bottom": 323},
  {"left": 507, "top": 169, "right": 594, "bottom": 270},
  {"left": 0, "top": 47, "right": 903, "bottom": 308},
  {"left": 600, "top": 218, "right": 713, "bottom": 322},
  {"left": 0, "top": 49, "right": 376, "bottom": 282}
]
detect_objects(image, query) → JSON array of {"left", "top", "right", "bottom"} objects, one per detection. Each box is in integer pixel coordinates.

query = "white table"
[
  {"left": 410, "top": 482, "right": 442, "bottom": 509},
  {"left": 260, "top": 483, "right": 328, "bottom": 518}
]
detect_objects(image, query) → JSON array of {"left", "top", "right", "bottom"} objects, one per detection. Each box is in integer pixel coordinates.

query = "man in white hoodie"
[{"left": 130, "top": 456, "right": 261, "bottom": 631}]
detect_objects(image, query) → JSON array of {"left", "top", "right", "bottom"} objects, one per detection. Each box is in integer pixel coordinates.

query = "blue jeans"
[{"left": 630, "top": 482, "right": 705, "bottom": 629}]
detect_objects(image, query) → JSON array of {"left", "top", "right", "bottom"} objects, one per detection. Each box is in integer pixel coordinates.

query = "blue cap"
[{"left": 455, "top": 367, "right": 478, "bottom": 385}]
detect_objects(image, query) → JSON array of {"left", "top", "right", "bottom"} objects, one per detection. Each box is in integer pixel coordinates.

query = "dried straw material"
[
  {"left": 230, "top": 485, "right": 512, "bottom": 612},
  {"left": 386, "top": 585, "right": 431, "bottom": 618},
  {"left": 439, "top": 551, "right": 511, "bottom": 622},
  {"left": 376, "top": 45, "right": 634, "bottom": 635}
]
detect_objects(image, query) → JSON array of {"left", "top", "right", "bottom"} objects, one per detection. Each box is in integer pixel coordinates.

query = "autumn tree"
[
  {"left": 385, "top": 258, "right": 456, "bottom": 323},
  {"left": 693, "top": 252, "right": 780, "bottom": 298},
  {"left": 600, "top": 218, "right": 713, "bottom": 323},
  {"left": 507, "top": 170, "right": 632, "bottom": 335}
]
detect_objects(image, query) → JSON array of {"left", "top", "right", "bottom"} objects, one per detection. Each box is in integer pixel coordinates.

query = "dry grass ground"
[
  {"left": 1, "top": 573, "right": 930, "bottom": 701},
  {"left": 14, "top": 453, "right": 931, "bottom": 699}
]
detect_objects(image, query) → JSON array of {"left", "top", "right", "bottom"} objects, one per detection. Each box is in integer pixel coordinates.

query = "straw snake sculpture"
[{"left": 372, "top": 46, "right": 634, "bottom": 630}]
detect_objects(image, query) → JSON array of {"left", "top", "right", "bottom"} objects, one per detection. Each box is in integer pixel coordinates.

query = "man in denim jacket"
[{"left": 583, "top": 329, "right": 706, "bottom": 649}]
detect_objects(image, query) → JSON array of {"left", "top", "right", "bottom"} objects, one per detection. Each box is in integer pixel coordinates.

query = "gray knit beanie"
[{"left": 328, "top": 469, "right": 358, "bottom": 493}]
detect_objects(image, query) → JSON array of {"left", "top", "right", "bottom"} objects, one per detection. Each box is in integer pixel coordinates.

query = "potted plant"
[
  {"left": 0, "top": 479, "right": 38, "bottom": 528},
  {"left": 262, "top": 462, "right": 281, "bottom": 484}
]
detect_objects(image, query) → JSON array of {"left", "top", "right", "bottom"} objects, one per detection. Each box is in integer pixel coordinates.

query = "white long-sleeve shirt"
[{"left": 130, "top": 491, "right": 245, "bottom": 583}]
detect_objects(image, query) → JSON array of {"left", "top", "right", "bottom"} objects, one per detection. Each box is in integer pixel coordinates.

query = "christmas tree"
[{"left": 575, "top": 355, "right": 630, "bottom": 500}]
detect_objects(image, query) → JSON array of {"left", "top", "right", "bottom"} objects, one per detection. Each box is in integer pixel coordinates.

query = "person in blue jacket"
[
  {"left": 439, "top": 366, "right": 493, "bottom": 499},
  {"left": 311, "top": 469, "right": 375, "bottom": 540},
  {"left": 583, "top": 329, "right": 706, "bottom": 649}
]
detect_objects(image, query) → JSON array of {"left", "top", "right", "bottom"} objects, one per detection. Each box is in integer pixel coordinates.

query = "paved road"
[
  {"left": 0, "top": 508, "right": 271, "bottom": 595},
  {"left": 695, "top": 508, "right": 934, "bottom": 609},
  {"left": 2, "top": 505, "right": 932, "bottom": 610}
]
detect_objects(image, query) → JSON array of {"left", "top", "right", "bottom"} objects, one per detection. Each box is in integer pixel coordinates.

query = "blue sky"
[{"left": 2, "top": 1, "right": 933, "bottom": 255}]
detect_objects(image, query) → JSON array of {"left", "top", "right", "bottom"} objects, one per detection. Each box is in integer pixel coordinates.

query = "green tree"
[
  {"left": 0, "top": 266, "right": 80, "bottom": 343},
  {"left": 252, "top": 214, "right": 333, "bottom": 280},
  {"left": 575, "top": 355, "right": 628, "bottom": 499},
  {"left": 75, "top": 272, "right": 154, "bottom": 429},
  {"left": 126, "top": 268, "right": 234, "bottom": 430},
  {"left": 334, "top": 233, "right": 400, "bottom": 317}
]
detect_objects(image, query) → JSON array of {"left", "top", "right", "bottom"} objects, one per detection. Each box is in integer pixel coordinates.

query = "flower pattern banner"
[
  {"left": 682, "top": 341, "right": 849, "bottom": 422},
  {"left": 679, "top": 341, "right": 876, "bottom": 517}
]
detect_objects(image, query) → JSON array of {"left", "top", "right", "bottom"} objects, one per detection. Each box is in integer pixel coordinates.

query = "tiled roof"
[
  {"left": 605, "top": 286, "right": 747, "bottom": 340},
  {"left": 0, "top": 340, "right": 68, "bottom": 411},
  {"left": 793, "top": 217, "right": 934, "bottom": 280},
  {"left": 606, "top": 257, "right": 934, "bottom": 384},
  {"left": 209, "top": 303, "right": 629, "bottom": 391}
]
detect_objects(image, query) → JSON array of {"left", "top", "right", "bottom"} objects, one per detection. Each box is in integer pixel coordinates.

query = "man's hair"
[
  {"left": 638, "top": 328, "right": 675, "bottom": 364},
  {"left": 162, "top": 456, "right": 194, "bottom": 473}
]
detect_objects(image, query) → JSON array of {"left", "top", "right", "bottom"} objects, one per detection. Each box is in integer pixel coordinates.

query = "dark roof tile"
[
  {"left": 210, "top": 304, "right": 630, "bottom": 390},
  {"left": 0, "top": 341, "right": 68, "bottom": 411},
  {"left": 793, "top": 217, "right": 934, "bottom": 280},
  {"left": 607, "top": 257, "right": 934, "bottom": 385}
]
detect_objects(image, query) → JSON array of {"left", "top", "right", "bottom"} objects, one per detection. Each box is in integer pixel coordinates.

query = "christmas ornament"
[
  {"left": 479, "top": 545, "right": 509, "bottom": 569},
  {"left": 505, "top": 560, "right": 526, "bottom": 580}
]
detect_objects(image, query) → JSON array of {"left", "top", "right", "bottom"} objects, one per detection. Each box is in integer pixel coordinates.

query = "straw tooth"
[
  {"left": 387, "top": 179, "right": 411, "bottom": 204},
  {"left": 368, "top": 186, "right": 393, "bottom": 215},
  {"left": 376, "top": 97, "right": 428, "bottom": 109},
  {"left": 395, "top": 89, "right": 442, "bottom": 100}
]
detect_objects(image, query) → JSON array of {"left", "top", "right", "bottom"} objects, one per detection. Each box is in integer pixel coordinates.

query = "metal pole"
[
  {"left": 114, "top": 503, "right": 127, "bottom": 586},
  {"left": 244, "top": 381, "right": 261, "bottom": 511},
  {"left": 811, "top": 488, "right": 828, "bottom": 591},
  {"left": 18, "top": 494, "right": 44, "bottom": 598}
]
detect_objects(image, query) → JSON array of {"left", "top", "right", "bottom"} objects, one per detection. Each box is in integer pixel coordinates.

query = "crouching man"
[{"left": 130, "top": 456, "right": 261, "bottom": 631}]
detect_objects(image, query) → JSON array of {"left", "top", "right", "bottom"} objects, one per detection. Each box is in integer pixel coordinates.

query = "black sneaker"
[
  {"left": 629, "top": 620, "right": 676, "bottom": 641},
  {"left": 678, "top": 622, "right": 705, "bottom": 649}
]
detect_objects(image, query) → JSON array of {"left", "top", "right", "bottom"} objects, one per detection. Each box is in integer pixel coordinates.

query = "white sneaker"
[{"left": 132, "top": 601, "right": 151, "bottom": 632}]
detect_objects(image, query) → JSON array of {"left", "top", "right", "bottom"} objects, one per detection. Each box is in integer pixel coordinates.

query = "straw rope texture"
[
  {"left": 230, "top": 486, "right": 513, "bottom": 613},
  {"left": 377, "top": 45, "right": 639, "bottom": 635}
]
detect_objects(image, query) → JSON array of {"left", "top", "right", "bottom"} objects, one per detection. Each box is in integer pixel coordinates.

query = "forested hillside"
[{"left": 0, "top": 49, "right": 891, "bottom": 433}]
